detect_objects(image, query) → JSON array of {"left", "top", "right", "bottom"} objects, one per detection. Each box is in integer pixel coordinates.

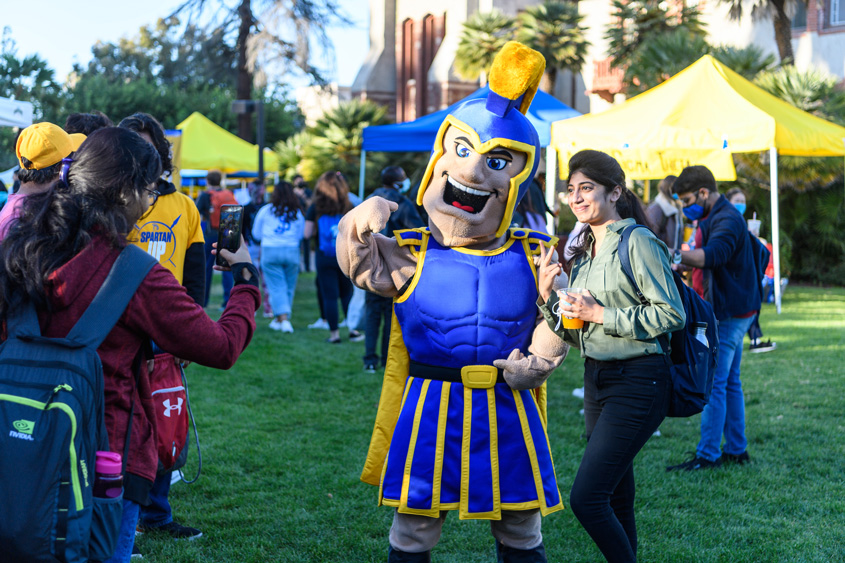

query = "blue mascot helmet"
[{"left": 417, "top": 41, "right": 546, "bottom": 237}]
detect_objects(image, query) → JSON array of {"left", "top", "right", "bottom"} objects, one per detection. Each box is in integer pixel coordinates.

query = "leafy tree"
[
  {"left": 623, "top": 29, "right": 709, "bottom": 95},
  {"left": 170, "top": 0, "right": 347, "bottom": 140},
  {"left": 723, "top": 66, "right": 845, "bottom": 283},
  {"left": 605, "top": 0, "right": 705, "bottom": 72},
  {"left": 719, "top": 0, "right": 804, "bottom": 64},
  {"left": 623, "top": 32, "right": 777, "bottom": 94},
  {"left": 517, "top": 0, "right": 590, "bottom": 96},
  {"left": 65, "top": 18, "right": 302, "bottom": 152},
  {"left": 0, "top": 28, "right": 65, "bottom": 169},
  {"left": 455, "top": 11, "right": 517, "bottom": 83}
]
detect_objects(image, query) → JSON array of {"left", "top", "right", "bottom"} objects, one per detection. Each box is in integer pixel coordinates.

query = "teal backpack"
[{"left": 0, "top": 245, "right": 155, "bottom": 562}]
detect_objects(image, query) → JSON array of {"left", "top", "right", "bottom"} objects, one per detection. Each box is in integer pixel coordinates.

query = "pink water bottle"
[{"left": 93, "top": 451, "right": 123, "bottom": 498}]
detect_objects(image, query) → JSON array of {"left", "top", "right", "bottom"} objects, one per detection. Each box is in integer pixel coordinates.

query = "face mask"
[
  {"left": 733, "top": 203, "right": 746, "bottom": 216},
  {"left": 398, "top": 178, "right": 411, "bottom": 193},
  {"left": 683, "top": 203, "right": 705, "bottom": 221}
]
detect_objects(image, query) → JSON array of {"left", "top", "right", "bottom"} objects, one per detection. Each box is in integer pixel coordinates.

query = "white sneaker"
[
  {"left": 308, "top": 318, "right": 329, "bottom": 330},
  {"left": 262, "top": 311, "right": 274, "bottom": 318},
  {"left": 281, "top": 320, "right": 294, "bottom": 333},
  {"left": 572, "top": 387, "right": 585, "bottom": 399},
  {"left": 269, "top": 320, "right": 283, "bottom": 331}
]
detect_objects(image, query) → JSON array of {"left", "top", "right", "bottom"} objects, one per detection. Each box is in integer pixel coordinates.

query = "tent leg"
[
  {"left": 545, "top": 146, "right": 557, "bottom": 234},
  {"left": 359, "top": 150, "right": 367, "bottom": 202},
  {"left": 770, "top": 147, "right": 782, "bottom": 314}
]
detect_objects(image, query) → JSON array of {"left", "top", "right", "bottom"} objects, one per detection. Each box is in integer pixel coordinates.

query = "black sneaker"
[
  {"left": 750, "top": 339, "right": 777, "bottom": 353},
  {"left": 138, "top": 520, "right": 203, "bottom": 540},
  {"left": 363, "top": 362, "right": 377, "bottom": 373},
  {"left": 131, "top": 544, "right": 143, "bottom": 559},
  {"left": 349, "top": 330, "right": 365, "bottom": 342},
  {"left": 720, "top": 451, "right": 751, "bottom": 465},
  {"left": 666, "top": 454, "right": 721, "bottom": 471}
]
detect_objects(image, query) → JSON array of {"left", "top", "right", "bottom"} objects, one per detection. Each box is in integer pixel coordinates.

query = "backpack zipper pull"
[{"left": 46, "top": 384, "right": 73, "bottom": 407}]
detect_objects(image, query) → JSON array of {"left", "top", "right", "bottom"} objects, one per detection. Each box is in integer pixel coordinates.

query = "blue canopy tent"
[{"left": 358, "top": 86, "right": 581, "bottom": 218}]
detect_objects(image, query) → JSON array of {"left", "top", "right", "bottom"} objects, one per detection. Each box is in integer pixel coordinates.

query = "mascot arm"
[
  {"left": 494, "top": 246, "right": 570, "bottom": 390},
  {"left": 337, "top": 196, "right": 418, "bottom": 297}
]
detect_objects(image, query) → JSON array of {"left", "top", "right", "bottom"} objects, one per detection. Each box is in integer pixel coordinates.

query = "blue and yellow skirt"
[{"left": 379, "top": 376, "right": 563, "bottom": 520}]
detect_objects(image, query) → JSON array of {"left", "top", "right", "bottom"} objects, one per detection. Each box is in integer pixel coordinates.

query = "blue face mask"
[
  {"left": 733, "top": 203, "right": 746, "bottom": 216},
  {"left": 683, "top": 203, "right": 705, "bottom": 221}
]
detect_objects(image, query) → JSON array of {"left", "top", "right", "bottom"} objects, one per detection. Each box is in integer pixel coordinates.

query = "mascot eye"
[
  {"left": 456, "top": 145, "right": 471, "bottom": 158},
  {"left": 486, "top": 157, "right": 507, "bottom": 171}
]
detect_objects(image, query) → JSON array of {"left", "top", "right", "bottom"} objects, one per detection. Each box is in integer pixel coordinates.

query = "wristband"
[
  {"left": 672, "top": 250, "right": 683, "bottom": 265},
  {"left": 231, "top": 262, "right": 260, "bottom": 287}
]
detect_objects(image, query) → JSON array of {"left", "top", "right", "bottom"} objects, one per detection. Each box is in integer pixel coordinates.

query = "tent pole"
[
  {"left": 769, "top": 147, "right": 782, "bottom": 314},
  {"left": 545, "top": 146, "right": 557, "bottom": 234},
  {"left": 644, "top": 179, "right": 651, "bottom": 202},
  {"left": 359, "top": 150, "right": 367, "bottom": 201}
]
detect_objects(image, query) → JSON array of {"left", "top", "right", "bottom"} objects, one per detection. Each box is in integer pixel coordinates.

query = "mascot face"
[{"left": 420, "top": 115, "right": 534, "bottom": 248}]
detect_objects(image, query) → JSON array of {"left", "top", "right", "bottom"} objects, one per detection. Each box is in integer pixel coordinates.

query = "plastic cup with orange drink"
[{"left": 554, "top": 288, "right": 586, "bottom": 329}]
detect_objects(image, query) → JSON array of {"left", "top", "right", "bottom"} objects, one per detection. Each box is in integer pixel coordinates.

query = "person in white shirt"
[{"left": 251, "top": 181, "right": 306, "bottom": 332}]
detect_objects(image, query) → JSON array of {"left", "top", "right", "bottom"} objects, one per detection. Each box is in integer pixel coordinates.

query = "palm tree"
[
  {"left": 605, "top": 0, "right": 705, "bottom": 71},
  {"left": 710, "top": 44, "right": 778, "bottom": 80},
  {"left": 297, "top": 99, "right": 390, "bottom": 186},
  {"left": 719, "top": 0, "right": 805, "bottom": 65},
  {"left": 517, "top": 0, "right": 590, "bottom": 97},
  {"left": 455, "top": 11, "right": 517, "bottom": 83},
  {"left": 623, "top": 29, "right": 709, "bottom": 95},
  {"left": 170, "top": 0, "right": 346, "bottom": 141}
]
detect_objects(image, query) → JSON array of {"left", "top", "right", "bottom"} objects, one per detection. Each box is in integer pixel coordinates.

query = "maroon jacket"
[{"left": 35, "top": 236, "right": 260, "bottom": 497}]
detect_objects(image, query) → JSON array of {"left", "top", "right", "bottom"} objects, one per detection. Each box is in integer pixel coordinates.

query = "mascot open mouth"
[{"left": 443, "top": 174, "right": 493, "bottom": 214}]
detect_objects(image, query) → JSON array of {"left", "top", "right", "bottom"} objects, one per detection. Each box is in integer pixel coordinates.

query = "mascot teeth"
[
  {"left": 449, "top": 177, "right": 488, "bottom": 196},
  {"left": 444, "top": 175, "right": 491, "bottom": 214}
]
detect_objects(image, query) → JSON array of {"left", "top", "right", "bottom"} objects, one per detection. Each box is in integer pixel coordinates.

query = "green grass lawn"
[{"left": 137, "top": 274, "right": 845, "bottom": 562}]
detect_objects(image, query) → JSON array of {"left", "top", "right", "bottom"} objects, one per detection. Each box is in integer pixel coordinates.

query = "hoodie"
[{"left": 37, "top": 235, "right": 260, "bottom": 502}]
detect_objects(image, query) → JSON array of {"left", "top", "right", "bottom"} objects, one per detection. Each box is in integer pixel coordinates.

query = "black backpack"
[
  {"left": 0, "top": 245, "right": 156, "bottom": 563},
  {"left": 618, "top": 225, "right": 719, "bottom": 418}
]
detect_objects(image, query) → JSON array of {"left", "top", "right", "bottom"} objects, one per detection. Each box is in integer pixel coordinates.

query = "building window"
[
  {"left": 792, "top": 1, "right": 807, "bottom": 28},
  {"left": 832, "top": 0, "right": 845, "bottom": 25}
]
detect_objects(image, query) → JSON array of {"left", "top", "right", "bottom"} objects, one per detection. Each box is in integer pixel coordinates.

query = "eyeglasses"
[{"left": 143, "top": 186, "right": 160, "bottom": 206}]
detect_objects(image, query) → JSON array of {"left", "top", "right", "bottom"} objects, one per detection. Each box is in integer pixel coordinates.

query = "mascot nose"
[{"left": 465, "top": 158, "right": 486, "bottom": 185}]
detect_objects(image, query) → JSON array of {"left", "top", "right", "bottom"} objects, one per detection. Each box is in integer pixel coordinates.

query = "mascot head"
[{"left": 417, "top": 41, "right": 545, "bottom": 247}]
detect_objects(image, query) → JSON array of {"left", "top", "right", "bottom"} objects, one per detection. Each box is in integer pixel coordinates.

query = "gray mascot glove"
[{"left": 494, "top": 349, "right": 557, "bottom": 390}]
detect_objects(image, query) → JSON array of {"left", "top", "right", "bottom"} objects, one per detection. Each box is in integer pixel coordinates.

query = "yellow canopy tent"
[
  {"left": 173, "top": 111, "right": 278, "bottom": 174},
  {"left": 549, "top": 54, "right": 845, "bottom": 312}
]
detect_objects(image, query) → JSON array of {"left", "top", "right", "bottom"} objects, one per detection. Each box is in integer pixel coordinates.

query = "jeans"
[
  {"left": 315, "top": 252, "right": 353, "bottom": 331},
  {"left": 261, "top": 245, "right": 301, "bottom": 317},
  {"left": 139, "top": 472, "right": 172, "bottom": 528},
  {"left": 570, "top": 356, "right": 670, "bottom": 563},
  {"left": 103, "top": 499, "right": 139, "bottom": 563},
  {"left": 204, "top": 236, "right": 233, "bottom": 307},
  {"left": 364, "top": 292, "right": 392, "bottom": 366},
  {"left": 697, "top": 315, "right": 755, "bottom": 462}
]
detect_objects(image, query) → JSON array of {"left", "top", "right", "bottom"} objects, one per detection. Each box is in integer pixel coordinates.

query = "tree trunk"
[
  {"left": 771, "top": 0, "right": 795, "bottom": 65},
  {"left": 236, "top": 0, "right": 253, "bottom": 141},
  {"left": 540, "top": 68, "right": 557, "bottom": 96}
]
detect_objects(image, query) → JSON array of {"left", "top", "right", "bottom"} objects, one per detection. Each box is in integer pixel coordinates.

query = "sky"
[{"left": 3, "top": 0, "right": 370, "bottom": 88}]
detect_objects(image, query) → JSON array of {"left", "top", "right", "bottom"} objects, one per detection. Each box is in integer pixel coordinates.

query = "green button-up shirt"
[{"left": 539, "top": 218, "right": 685, "bottom": 361}]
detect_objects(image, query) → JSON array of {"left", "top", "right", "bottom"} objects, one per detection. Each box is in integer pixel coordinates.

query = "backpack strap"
[
  {"left": 5, "top": 293, "right": 42, "bottom": 339},
  {"left": 618, "top": 224, "right": 672, "bottom": 355},
  {"left": 67, "top": 245, "right": 158, "bottom": 350}
]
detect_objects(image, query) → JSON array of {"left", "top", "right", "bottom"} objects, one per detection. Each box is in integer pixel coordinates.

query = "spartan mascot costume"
[{"left": 338, "top": 42, "right": 568, "bottom": 562}]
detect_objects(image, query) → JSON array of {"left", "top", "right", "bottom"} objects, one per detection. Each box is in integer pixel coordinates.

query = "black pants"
[
  {"left": 364, "top": 292, "right": 392, "bottom": 366},
  {"left": 315, "top": 252, "right": 353, "bottom": 331},
  {"left": 570, "top": 355, "right": 671, "bottom": 563}
]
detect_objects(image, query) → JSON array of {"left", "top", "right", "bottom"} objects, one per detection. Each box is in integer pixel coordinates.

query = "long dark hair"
[
  {"left": 0, "top": 127, "right": 162, "bottom": 318},
  {"left": 270, "top": 181, "right": 301, "bottom": 220},
  {"left": 314, "top": 171, "right": 353, "bottom": 217},
  {"left": 566, "top": 150, "right": 652, "bottom": 268}
]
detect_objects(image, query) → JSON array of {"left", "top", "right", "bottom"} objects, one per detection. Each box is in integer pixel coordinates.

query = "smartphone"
[{"left": 215, "top": 205, "right": 244, "bottom": 266}]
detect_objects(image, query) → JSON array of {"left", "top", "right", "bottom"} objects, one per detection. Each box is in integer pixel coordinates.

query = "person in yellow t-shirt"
[{"left": 120, "top": 113, "right": 206, "bottom": 549}]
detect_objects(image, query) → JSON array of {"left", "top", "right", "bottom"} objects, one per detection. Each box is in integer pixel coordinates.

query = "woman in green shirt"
[{"left": 538, "top": 150, "right": 684, "bottom": 563}]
